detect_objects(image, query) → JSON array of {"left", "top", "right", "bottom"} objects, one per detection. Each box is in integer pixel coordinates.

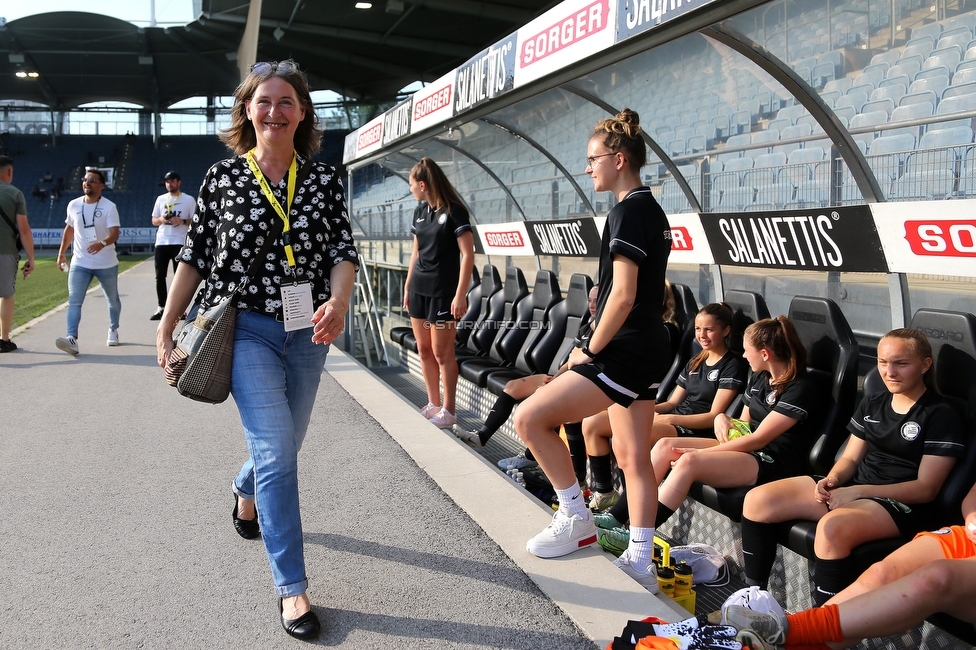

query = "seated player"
[
  {"left": 740, "top": 328, "right": 966, "bottom": 604},
  {"left": 726, "top": 478, "right": 976, "bottom": 650},
  {"left": 590, "top": 303, "right": 747, "bottom": 553},
  {"left": 650, "top": 317, "right": 818, "bottom": 529}
]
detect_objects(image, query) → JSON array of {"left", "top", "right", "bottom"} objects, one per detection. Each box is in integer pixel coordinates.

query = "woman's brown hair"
[
  {"left": 410, "top": 157, "right": 464, "bottom": 215},
  {"left": 591, "top": 108, "right": 646, "bottom": 171},
  {"left": 662, "top": 279, "right": 677, "bottom": 327},
  {"left": 220, "top": 60, "right": 322, "bottom": 159},
  {"left": 745, "top": 316, "right": 807, "bottom": 388},
  {"left": 880, "top": 328, "right": 939, "bottom": 394},
  {"left": 688, "top": 302, "right": 736, "bottom": 372}
]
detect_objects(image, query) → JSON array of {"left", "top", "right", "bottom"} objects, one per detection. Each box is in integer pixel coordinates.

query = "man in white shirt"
[
  {"left": 149, "top": 171, "right": 195, "bottom": 320},
  {"left": 55, "top": 168, "right": 121, "bottom": 355}
]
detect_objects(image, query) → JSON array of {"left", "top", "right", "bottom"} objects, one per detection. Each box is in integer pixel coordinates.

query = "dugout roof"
[{"left": 0, "top": 0, "right": 558, "bottom": 110}]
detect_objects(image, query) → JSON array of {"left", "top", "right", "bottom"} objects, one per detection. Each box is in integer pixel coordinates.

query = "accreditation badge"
[{"left": 281, "top": 282, "right": 314, "bottom": 332}]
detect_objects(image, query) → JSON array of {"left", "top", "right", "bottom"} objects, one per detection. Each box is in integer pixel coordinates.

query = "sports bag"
[
  {"left": 668, "top": 544, "right": 729, "bottom": 586},
  {"left": 720, "top": 586, "right": 785, "bottom": 626}
]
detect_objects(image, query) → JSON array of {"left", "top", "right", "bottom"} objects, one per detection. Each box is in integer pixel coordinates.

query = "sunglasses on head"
[{"left": 250, "top": 61, "right": 299, "bottom": 76}]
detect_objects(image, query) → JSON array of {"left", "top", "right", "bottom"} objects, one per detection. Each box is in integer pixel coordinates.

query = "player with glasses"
[
  {"left": 155, "top": 59, "right": 358, "bottom": 640},
  {"left": 515, "top": 108, "right": 674, "bottom": 595},
  {"left": 55, "top": 168, "right": 122, "bottom": 355}
]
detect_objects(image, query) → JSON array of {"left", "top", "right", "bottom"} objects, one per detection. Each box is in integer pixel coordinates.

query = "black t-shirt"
[
  {"left": 848, "top": 390, "right": 967, "bottom": 485},
  {"left": 743, "top": 370, "right": 819, "bottom": 473},
  {"left": 410, "top": 201, "right": 471, "bottom": 298},
  {"left": 674, "top": 350, "right": 748, "bottom": 416},
  {"left": 594, "top": 187, "right": 672, "bottom": 367}
]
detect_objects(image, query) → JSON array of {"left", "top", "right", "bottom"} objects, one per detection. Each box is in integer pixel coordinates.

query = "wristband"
[{"left": 582, "top": 344, "right": 598, "bottom": 358}]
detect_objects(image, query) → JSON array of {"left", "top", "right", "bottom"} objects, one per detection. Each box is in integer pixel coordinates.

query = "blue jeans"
[
  {"left": 66, "top": 264, "right": 121, "bottom": 338},
  {"left": 230, "top": 310, "right": 329, "bottom": 597}
]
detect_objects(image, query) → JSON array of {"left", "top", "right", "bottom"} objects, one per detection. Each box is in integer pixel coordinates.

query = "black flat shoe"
[
  {"left": 279, "top": 598, "right": 321, "bottom": 640},
  {"left": 232, "top": 494, "right": 260, "bottom": 539}
]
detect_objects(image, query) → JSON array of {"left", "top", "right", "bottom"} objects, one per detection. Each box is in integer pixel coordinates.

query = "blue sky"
[{"left": 2, "top": 0, "right": 194, "bottom": 26}]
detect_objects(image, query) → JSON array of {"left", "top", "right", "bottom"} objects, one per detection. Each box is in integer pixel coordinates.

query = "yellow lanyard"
[
  {"left": 246, "top": 149, "right": 297, "bottom": 267},
  {"left": 164, "top": 192, "right": 181, "bottom": 214}
]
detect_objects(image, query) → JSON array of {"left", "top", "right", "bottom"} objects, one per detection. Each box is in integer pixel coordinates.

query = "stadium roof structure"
[{"left": 0, "top": 0, "right": 557, "bottom": 111}]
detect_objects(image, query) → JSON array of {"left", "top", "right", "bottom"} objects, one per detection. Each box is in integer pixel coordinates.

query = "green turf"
[{"left": 11, "top": 254, "right": 152, "bottom": 330}]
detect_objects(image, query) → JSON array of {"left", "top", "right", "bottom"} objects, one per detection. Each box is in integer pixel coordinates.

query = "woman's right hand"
[
  {"left": 966, "top": 513, "right": 976, "bottom": 543},
  {"left": 402, "top": 293, "right": 410, "bottom": 311},
  {"left": 815, "top": 475, "right": 837, "bottom": 503},
  {"left": 156, "top": 322, "right": 176, "bottom": 369},
  {"left": 714, "top": 413, "right": 732, "bottom": 444}
]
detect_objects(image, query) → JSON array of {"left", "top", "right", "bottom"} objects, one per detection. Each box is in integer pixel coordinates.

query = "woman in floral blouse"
[{"left": 155, "top": 59, "right": 357, "bottom": 640}]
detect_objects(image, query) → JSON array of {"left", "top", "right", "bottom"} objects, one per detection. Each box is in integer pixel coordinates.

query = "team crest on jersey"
[
  {"left": 707, "top": 369, "right": 720, "bottom": 381},
  {"left": 933, "top": 527, "right": 952, "bottom": 535},
  {"left": 437, "top": 213, "right": 447, "bottom": 224},
  {"left": 901, "top": 421, "right": 921, "bottom": 441},
  {"left": 766, "top": 391, "right": 778, "bottom": 406}
]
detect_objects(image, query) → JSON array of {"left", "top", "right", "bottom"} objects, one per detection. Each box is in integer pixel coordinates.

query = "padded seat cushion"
[
  {"left": 401, "top": 332, "right": 418, "bottom": 353},
  {"left": 460, "top": 358, "right": 513, "bottom": 386},
  {"left": 390, "top": 326, "right": 412, "bottom": 345},
  {"left": 485, "top": 369, "right": 531, "bottom": 396},
  {"left": 689, "top": 482, "right": 749, "bottom": 522}
]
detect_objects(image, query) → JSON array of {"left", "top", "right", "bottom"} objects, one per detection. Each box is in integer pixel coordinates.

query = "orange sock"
[{"left": 785, "top": 604, "right": 844, "bottom": 644}]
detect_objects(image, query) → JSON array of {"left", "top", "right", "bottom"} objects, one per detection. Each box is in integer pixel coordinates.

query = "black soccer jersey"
[
  {"left": 742, "top": 370, "right": 819, "bottom": 474},
  {"left": 409, "top": 201, "right": 471, "bottom": 298},
  {"left": 593, "top": 187, "right": 672, "bottom": 367},
  {"left": 848, "top": 390, "right": 967, "bottom": 486},
  {"left": 674, "top": 350, "right": 748, "bottom": 416}
]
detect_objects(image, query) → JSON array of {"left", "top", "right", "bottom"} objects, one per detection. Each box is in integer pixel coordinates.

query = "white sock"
[
  {"left": 627, "top": 526, "right": 655, "bottom": 570},
  {"left": 554, "top": 482, "right": 589, "bottom": 518}
]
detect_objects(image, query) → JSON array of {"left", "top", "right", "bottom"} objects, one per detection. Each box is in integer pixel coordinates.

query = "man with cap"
[{"left": 149, "top": 171, "right": 195, "bottom": 320}]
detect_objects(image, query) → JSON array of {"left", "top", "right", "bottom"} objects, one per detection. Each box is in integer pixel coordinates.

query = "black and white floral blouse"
[{"left": 180, "top": 153, "right": 359, "bottom": 317}]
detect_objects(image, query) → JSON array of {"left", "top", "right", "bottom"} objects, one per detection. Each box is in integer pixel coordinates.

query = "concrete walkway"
[{"left": 0, "top": 260, "right": 684, "bottom": 649}]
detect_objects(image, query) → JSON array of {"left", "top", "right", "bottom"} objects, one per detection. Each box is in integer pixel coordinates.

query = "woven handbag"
[
  {"left": 163, "top": 157, "right": 312, "bottom": 404},
  {"left": 168, "top": 296, "right": 238, "bottom": 403}
]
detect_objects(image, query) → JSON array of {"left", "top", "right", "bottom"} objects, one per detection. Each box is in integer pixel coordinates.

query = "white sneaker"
[
  {"left": 614, "top": 554, "right": 660, "bottom": 594},
  {"left": 588, "top": 490, "right": 619, "bottom": 511},
  {"left": 498, "top": 451, "right": 538, "bottom": 471},
  {"left": 452, "top": 425, "right": 484, "bottom": 447},
  {"left": 428, "top": 407, "right": 456, "bottom": 428},
  {"left": 724, "top": 606, "right": 787, "bottom": 645},
  {"left": 107, "top": 329, "right": 119, "bottom": 346},
  {"left": 56, "top": 336, "right": 79, "bottom": 356},
  {"left": 420, "top": 402, "right": 439, "bottom": 418},
  {"left": 526, "top": 507, "right": 598, "bottom": 558}
]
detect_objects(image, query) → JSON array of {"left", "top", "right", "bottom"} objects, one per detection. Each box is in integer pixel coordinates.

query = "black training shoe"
[
  {"left": 0, "top": 339, "right": 17, "bottom": 353},
  {"left": 149, "top": 307, "right": 164, "bottom": 321}
]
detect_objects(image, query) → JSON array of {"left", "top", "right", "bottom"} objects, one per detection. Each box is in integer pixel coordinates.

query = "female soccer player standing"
[{"left": 515, "top": 108, "right": 673, "bottom": 593}]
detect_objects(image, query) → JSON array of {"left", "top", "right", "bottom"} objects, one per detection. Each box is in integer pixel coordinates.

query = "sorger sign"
[
  {"left": 474, "top": 222, "right": 535, "bottom": 256},
  {"left": 515, "top": 0, "right": 616, "bottom": 86},
  {"left": 904, "top": 220, "right": 976, "bottom": 257},
  {"left": 664, "top": 213, "right": 714, "bottom": 264},
  {"left": 872, "top": 201, "right": 976, "bottom": 277},
  {"left": 411, "top": 72, "right": 455, "bottom": 133},
  {"left": 355, "top": 116, "right": 384, "bottom": 158}
]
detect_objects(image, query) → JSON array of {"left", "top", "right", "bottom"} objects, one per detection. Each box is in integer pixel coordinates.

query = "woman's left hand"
[
  {"left": 566, "top": 346, "right": 593, "bottom": 369},
  {"left": 311, "top": 297, "right": 348, "bottom": 344},
  {"left": 824, "top": 485, "right": 860, "bottom": 510},
  {"left": 451, "top": 294, "right": 467, "bottom": 319},
  {"left": 669, "top": 446, "right": 700, "bottom": 468}
]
